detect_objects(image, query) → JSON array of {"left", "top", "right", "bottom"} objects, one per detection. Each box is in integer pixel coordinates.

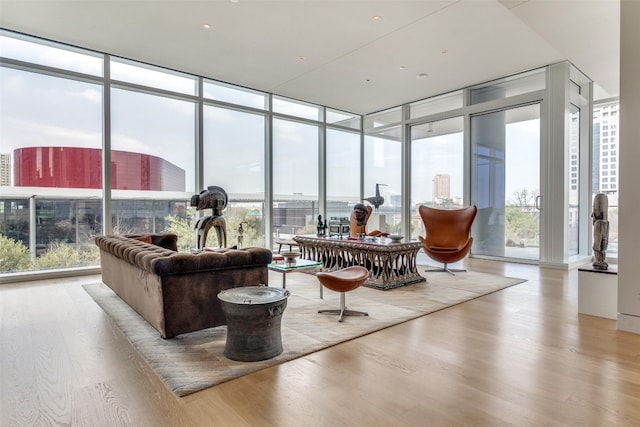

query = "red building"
[{"left": 14, "top": 147, "right": 185, "bottom": 191}]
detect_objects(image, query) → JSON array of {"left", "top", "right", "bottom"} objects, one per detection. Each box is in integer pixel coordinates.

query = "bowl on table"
[
  {"left": 280, "top": 251, "right": 299, "bottom": 265},
  {"left": 388, "top": 235, "right": 404, "bottom": 242}
]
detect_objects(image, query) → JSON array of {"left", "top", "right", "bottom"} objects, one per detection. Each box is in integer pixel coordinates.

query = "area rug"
[{"left": 83, "top": 269, "right": 526, "bottom": 397}]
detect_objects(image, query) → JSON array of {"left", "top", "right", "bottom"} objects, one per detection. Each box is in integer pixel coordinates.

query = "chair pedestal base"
[
  {"left": 318, "top": 293, "right": 368, "bottom": 322},
  {"left": 425, "top": 263, "right": 466, "bottom": 276}
]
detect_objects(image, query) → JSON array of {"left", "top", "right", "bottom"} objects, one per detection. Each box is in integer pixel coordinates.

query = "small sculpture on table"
[
  {"left": 190, "top": 185, "right": 228, "bottom": 251},
  {"left": 317, "top": 214, "right": 327, "bottom": 236},
  {"left": 237, "top": 221, "right": 248, "bottom": 248},
  {"left": 363, "top": 183, "right": 386, "bottom": 212},
  {"left": 592, "top": 193, "right": 609, "bottom": 270}
]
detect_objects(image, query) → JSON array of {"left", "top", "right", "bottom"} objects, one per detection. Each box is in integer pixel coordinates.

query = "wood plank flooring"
[{"left": 1, "top": 259, "right": 639, "bottom": 426}]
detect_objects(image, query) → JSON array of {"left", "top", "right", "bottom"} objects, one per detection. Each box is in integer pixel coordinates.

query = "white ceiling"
[{"left": 0, "top": 0, "right": 620, "bottom": 115}]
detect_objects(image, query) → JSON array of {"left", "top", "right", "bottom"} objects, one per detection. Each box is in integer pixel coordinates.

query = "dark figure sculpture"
[
  {"left": 363, "top": 183, "right": 386, "bottom": 212},
  {"left": 317, "top": 214, "right": 327, "bottom": 236},
  {"left": 349, "top": 203, "right": 387, "bottom": 238},
  {"left": 190, "top": 185, "right": 228, "bottom": 250},
  {"left": 592, "top": 193, "right": 609, "bottom": 270}
]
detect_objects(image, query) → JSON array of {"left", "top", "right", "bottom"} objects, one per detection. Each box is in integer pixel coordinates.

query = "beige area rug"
[{"left": 83, "top": 269, "right": 526, "bottom": 397}]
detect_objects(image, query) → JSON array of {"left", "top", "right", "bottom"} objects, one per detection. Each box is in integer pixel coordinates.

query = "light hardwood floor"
[{"left": 1, "top": 259, "right": 639, "bottom": 426}]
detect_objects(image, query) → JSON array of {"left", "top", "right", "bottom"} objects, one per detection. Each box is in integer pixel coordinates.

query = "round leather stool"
[{"left": 316, "top": 266, "right": 370, "bottom": 322}]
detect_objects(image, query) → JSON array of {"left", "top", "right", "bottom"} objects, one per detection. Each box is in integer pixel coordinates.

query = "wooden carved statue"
[
  {"left": 191, "top": 185, "right": 228, "bottom": 250},
  {"left": 592, "top": 193, "right": 609, "bottom": 270},
  {"left": 350, "top": 203, "right": 372, "bottom": 237}
]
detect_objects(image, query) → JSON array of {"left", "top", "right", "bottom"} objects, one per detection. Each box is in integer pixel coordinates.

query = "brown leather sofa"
[{"left": 95, "top": 234, "right": 272, "bottom": 338}]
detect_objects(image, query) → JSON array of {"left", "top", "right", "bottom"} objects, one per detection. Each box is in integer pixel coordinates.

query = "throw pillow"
[{"left": 132, "top": 235, "right": 153, "bottom": 244}]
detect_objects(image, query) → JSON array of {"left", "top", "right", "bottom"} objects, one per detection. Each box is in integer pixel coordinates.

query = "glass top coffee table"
[{"left": 268, "top": 258, "right": 323, "bottom": 294}]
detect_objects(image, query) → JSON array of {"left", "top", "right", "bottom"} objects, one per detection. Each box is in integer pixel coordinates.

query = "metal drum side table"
[{"left": 218, "top": 285, "right": 289, "bottom": 362}]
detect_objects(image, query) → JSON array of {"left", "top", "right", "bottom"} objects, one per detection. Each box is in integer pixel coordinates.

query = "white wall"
[{"left": 617, "top": 0, "right": 640, "bottom": 334}]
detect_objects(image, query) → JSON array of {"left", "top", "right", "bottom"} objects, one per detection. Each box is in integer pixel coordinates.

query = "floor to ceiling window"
[
  {"left": 568, "top": 104, "right": 580, "bottom": 257},
  {"left": 203, "top": 105, "right": 266, "bottom": 249},
  {"left": 410, "top": 116, "right": 464, "bottom": 240},
  {"left": 272, "top": 114, "right": 320, "bottom": 240},
  {"left": 593, "top": 101, "right": 619, "bottom": 259},
  {"left": 109, "top": 60, "right": 196, "bottom": 250},
  {"left": 325, "top": 128, "right": 361, "bottom": 221},
  {"left": 1, "top": 29, "right": 598, "bottom": 278},
  {"left": 363, "top": 107, "right": 403, "bottom": 235},
  {"left": 471, "top": 104, "right": 541, "bottom": 261},
  {"left": 0, "top": 35, "right": 104, "bottom": 272}
]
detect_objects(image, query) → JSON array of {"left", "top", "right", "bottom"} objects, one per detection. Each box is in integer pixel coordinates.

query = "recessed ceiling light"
[
  {"left": 399, "top": 66, "right": 406, "bottom": 70},
  {"left": 441, "top": 49, "right": 448, "bottom": 54},
  {"left": 365, "top": 78, "right": 372, "bottom": 83},
  {"left": 202, "top": 24, "right": 211, "bottom": 30},
  {"left": 372, "top": 15, "right": 382, "bottom": 21},
  {"left": 299, "top": 56, "right": 306, "bottom": 61},
  {"left": 416, "top": 73, "right": 428, "bottom": 80}
]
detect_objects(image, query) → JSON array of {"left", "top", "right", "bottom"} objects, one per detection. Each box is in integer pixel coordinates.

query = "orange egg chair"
[{"left": 417, "top": 205, "right": 477, "bottom": 275}]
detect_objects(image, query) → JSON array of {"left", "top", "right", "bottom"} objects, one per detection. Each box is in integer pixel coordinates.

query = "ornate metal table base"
[{"left": 293, "top": 235, "right": 425, "bottom": 290}]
